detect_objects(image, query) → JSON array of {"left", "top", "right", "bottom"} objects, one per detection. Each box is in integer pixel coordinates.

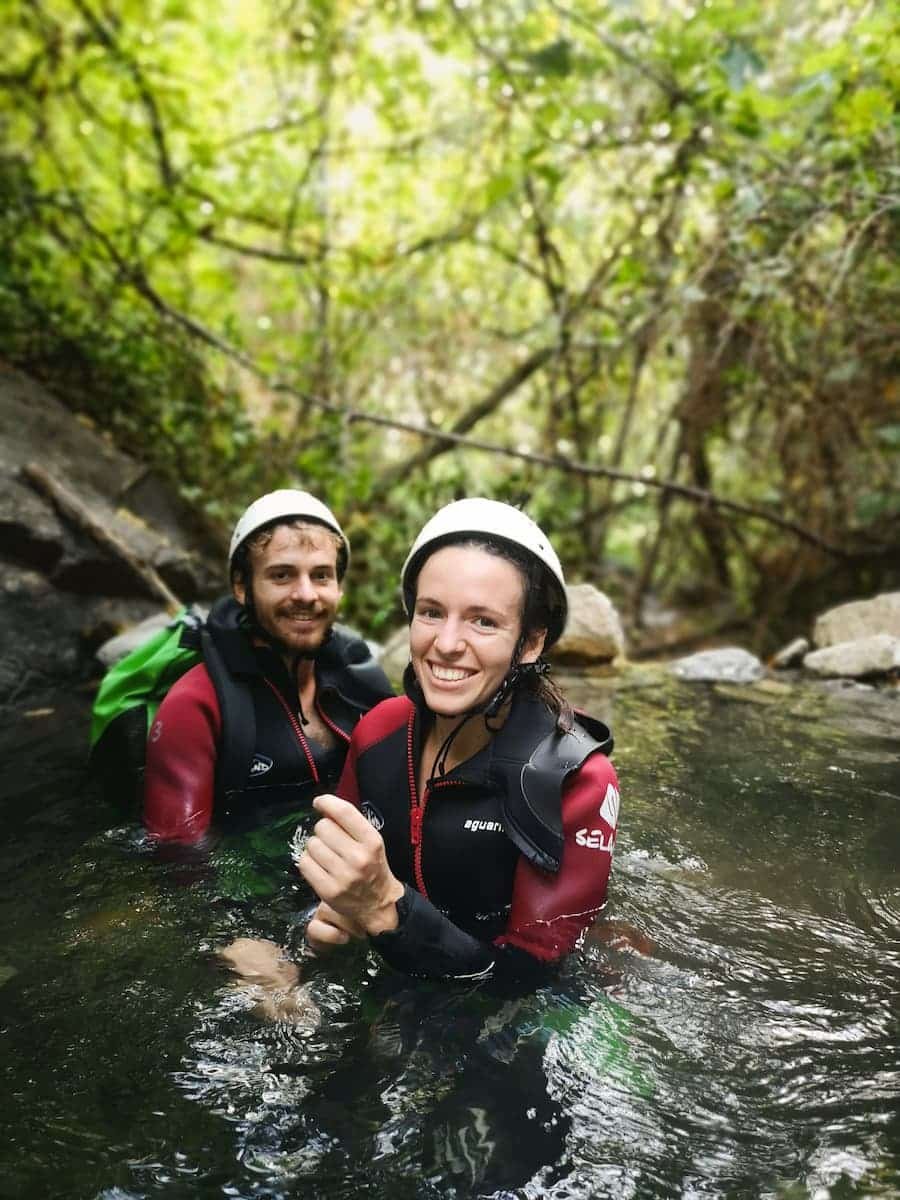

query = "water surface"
[{"left": 1, "top": 673, "right": 897, "bottom": 1199}]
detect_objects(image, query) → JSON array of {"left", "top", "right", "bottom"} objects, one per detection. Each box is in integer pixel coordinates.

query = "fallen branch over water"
[{"left": 21, "top": 462, "right": 183, "bottom": 613}]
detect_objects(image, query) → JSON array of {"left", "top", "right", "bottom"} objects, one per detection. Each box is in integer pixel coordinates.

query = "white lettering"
[
  {"left": 362, "top": 804, "right": 384, "bottom": 831},
  {"left": 575, "top": 827, "right": 616, "bottom": 852}
]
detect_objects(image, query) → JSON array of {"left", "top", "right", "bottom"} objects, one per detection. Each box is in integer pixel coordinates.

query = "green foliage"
[{"left": 1, "top": 0, "right": 897, "bottom": 644}]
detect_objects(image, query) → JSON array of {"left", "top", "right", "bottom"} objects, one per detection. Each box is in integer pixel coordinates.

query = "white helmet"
[
  {"left": 401, "top": 498, "right": 567, "bottom": 646},
  {"left": 229, "top": 489, "right": 349, "bottom": 576}
]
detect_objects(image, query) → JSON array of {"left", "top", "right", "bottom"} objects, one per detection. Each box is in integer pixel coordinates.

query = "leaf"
[
  {"left": 835, "top": 86, "right": 894, "bottom": 139},
  {"left": 526, "top": 39, "right": 573, "bottom": 78},
  {"left": 824, "top": 360, "right": 860, "bottom": 385},
  {"left": 484, "top": 171, "right": 517, "bottom": 208},
  {"left": 719, "top": 40, "right": 765, "bottom": 92}
]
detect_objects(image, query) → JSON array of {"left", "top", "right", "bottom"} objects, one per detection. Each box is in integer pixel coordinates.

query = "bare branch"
[
  {"left": 36, "top": 194, "right": 874, "bottom": 561},
  {"left": 70, "top": 0, "right": 175, "bottom": 189},
  {"left": 197, "top": 229, "right": 323, "bottom": 265}
]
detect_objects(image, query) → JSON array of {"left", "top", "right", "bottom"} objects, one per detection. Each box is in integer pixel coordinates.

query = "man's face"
[{"left": 233, "top": 523, "right": 342, "bottom": 657}]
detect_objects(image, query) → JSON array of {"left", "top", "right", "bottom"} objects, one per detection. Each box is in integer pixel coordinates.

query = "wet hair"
[
  {"left": 230, "top": 517, "right": 347, "bottom": 590},
  {"left": 405, "top": 535, "right": 574, "bottom": 731}
]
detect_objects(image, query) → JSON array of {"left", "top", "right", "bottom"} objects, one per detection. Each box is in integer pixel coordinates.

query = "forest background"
[{"left": 2, "top": 0, "right": 897, "bottom": 652}]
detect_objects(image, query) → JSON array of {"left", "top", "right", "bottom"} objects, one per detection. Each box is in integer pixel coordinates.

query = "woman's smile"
[{"left": 427, "top": 662, "right": 477, "bottom": 684}]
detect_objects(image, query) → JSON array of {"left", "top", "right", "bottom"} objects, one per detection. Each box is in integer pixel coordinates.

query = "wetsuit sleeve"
[
  {"left": 334, "top": 733, "right": 361, "bottom": 805},
  {"left": 497, "top": 752, "right": 619, "bottom": 961},
  {"left": 143, "top": 664, "right": 221, "bottom": 843}
]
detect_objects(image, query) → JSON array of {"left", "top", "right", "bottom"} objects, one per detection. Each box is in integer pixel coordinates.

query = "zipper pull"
[{"left": 410, "top": 805, "right": 423, "bottom": 847}]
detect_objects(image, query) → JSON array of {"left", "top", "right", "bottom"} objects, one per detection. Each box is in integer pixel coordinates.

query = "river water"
[{"left": 1, "top": 670, "right": 898, "bottom": 1199}]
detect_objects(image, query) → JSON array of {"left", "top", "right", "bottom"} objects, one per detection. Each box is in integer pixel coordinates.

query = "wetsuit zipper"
[
  {"left": 406, "top": 709, "right": 431, "bottom": 899},
  {"left": 406, "top": 710, "right": 471, "bottom": 901},
  {"left": 263, "top": 677, "right": 320, "bottom": 783},
  {"left": 315, "top": 700, "right": 351, "bottom": 745}
]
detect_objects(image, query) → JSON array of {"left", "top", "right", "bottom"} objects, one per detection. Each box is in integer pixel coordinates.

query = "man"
[{"left": 144, "top": 489, "right": 393, "bottom": 843}]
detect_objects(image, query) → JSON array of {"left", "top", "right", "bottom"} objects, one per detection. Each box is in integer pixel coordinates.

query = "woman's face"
[{"left": 409, "top": 544, "right": 545, "bottom": 718}]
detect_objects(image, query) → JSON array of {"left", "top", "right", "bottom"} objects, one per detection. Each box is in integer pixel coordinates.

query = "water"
[{"left": 1, "top": 672, "right": 898, "bottom": 1199}]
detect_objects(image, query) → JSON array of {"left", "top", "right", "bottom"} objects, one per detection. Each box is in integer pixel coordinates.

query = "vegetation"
[{"left": 1, "top": 0, "right": 897, "bottom": 646}]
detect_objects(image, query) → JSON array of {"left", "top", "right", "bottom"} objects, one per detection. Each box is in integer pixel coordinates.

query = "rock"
[
  {"left": 0, "top": 475, "right": 65, "bottom": 572},
  {"left": 0, "top": 363, "right": 220, "bottom": 706},
  {"left": 553, "top": 583, "right": 626, "bottom": 665},
  {"left": 813, "top": 593, "right": 900, "bottom": 648},
  {"left": 96, "top": 610, "right": 183, "bottom": 668},
  {"left": 771, "top": 636, "right": 810, "bottom": 669},
  {"left": 0, "top": 563, "right": 160, "bottom": 705},
  {"left": 670, "top": 647, "right": 765, "bottom": 684},
  {"left": 378, "top": 625, "right": 410, "bottom": 685},
  {"left": 802, "top": 634, "right": 900, "bottom": 679}
]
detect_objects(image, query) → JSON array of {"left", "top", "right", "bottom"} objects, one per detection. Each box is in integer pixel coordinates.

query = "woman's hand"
[
  {"left": 306, "top": 900, "right": 365, "bottom": 954},
  {"left": 298, "top": 794, "right": 405, "bottom": 936}
]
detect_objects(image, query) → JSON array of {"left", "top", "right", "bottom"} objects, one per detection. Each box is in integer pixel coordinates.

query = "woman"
[{"left": 297, "top": 498, "right": 620, "bottom": 981}]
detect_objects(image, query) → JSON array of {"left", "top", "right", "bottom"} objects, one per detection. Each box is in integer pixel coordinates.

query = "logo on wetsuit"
[
  {"left": 249, "top": 753, "right": 274, "bottom": 776},
  {"left": 575, "top": 782, "right": 619, "bottom": 852},
  {"left": 464, "top": 819, "right": 503, "bottom": 833},
  {"left": 361, "top": 802, "right": 384, "bottom": 831}
]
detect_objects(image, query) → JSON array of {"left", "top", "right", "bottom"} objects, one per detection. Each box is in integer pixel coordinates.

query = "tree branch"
[
  {"left": 37, "top": 195, "right": 874, "bottom": 561},
  {"left": 71, "top": 0, "right": 175, "bottom": 189}
]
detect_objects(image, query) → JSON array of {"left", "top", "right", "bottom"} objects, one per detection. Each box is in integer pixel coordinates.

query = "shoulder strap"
[
  {"left": 491, "top": 698, "right": 613, "bottom": 874},
  {"left": 201, "top": 627, "right": 256, "bottom": 805},
  {"left": 319, "top": 626, "right": 394, "bottom": 711}
]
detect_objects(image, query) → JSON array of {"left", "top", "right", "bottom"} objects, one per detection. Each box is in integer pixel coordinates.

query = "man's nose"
[{"left": 290, "top": 574, "right": 317, "bottom": 603}]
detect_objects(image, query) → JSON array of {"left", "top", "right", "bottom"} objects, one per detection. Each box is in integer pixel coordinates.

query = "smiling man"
[{"left": 143, "top": 490, "right": 393, "bottom": 843}]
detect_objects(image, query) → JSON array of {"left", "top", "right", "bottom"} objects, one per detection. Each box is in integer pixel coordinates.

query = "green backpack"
[{"left": 88, "top": 606, "right": 254, "bottom": 814}]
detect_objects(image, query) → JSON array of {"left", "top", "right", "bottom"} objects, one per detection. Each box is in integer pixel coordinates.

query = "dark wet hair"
[{"left": 406, "top": 535, "right": 574, "bottom": 731}]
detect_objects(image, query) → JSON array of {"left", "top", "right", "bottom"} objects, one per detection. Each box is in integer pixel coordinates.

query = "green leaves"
[
  {"left": 526, "top": 39, "right": 573, "bottom": 78},
  {"left": 1, "top": 0, "right": 897, "bottom": 635}
]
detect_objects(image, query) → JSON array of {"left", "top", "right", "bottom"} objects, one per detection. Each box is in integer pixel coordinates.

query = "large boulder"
[
  {"left": 670, "top": 647, "right": 765, "bottom": 684},
  {"left": 0, "top": 563, "right": 160, "bottom": 705},
  {"left": 553, "top": 583, "right": 626, "bottom": 665},
  {"left": 0, "top": 363, "right": 220, "bottom": 705},
  {"left": 813, "top": 593, "right": 900, "bottom": 648},
  {"left": 803, "top": 634, "right": 900, "bottom": 679},
  {"left": 378, "top": 625, "right": 411, "bottom": 685}
]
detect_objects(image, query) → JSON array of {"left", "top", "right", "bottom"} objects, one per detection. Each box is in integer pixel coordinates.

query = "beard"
[
  {"left": 244, "top": 595, "right": 336, "bottom": 661},
  {"left": 271, "top": 606, "right": 334, "bottom": 658}
]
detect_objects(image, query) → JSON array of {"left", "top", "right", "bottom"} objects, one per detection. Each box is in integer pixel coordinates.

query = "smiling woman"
[{"left": 296, "top": 498, "right": 621, "bottom": 983}]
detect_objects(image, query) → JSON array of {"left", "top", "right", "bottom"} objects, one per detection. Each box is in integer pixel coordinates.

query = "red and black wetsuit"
[
  {"left": 144, "top": 598, "right": 393, "bottom": 843},
  {"left": 336, "top": 691, "right": 620, "bottom": 981}
]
